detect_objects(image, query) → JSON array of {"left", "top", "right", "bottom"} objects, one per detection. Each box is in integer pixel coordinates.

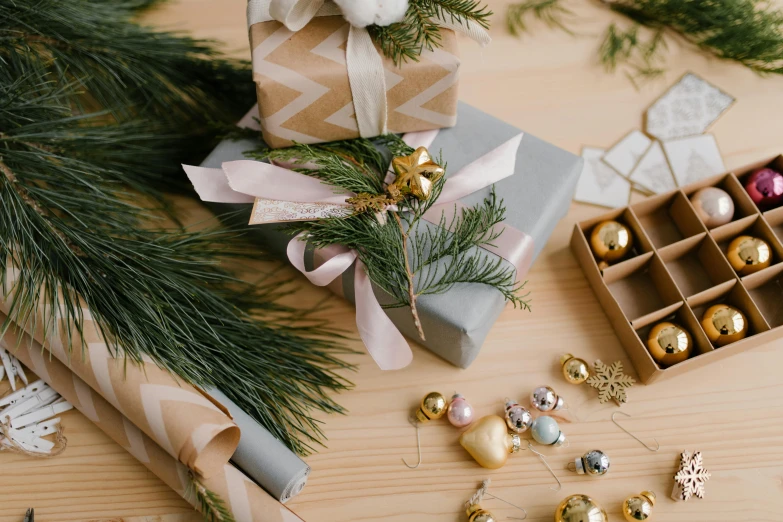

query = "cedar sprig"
[
  {"left": 1, "top": 0, "right": 354, "bottom": 460},
  {"left": 249, "top": 135, "right": 530, "bottom": 341},
  {"left": 369, "top": 0, "right": 493, "bottom": 65}
]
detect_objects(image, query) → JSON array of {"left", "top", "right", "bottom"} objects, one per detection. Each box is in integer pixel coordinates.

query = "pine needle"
[
  {"left": 507, "top": 0, "right": 575, "bottom": 36},
  {"left": 369, "top": 0, "right": 493, "bottom": 65}
]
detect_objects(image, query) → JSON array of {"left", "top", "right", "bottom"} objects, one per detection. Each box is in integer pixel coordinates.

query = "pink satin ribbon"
[{"left": 183, "top": 130, "right": 530, "bottom": 370}]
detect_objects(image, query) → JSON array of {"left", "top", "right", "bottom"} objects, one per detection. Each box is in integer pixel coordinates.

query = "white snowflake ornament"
[
  {"left": 673, "top": 451, "right": 711, "bottom": 501},
  {"left": 586, "top": 359, "right": 635, "bottom": 405}
]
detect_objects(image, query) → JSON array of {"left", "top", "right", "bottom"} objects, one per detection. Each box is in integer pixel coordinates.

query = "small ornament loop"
[{"left": 611, "top": 411, "right": 659, "bottom": 452}]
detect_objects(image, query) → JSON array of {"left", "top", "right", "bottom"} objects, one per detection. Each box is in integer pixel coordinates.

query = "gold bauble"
[
  {"left": 701, "top": 304, "right": 748, "bottom": 347},
  {"left": 727, "top": 236, "right": 772, "bottom": 275},
  {"left": 561, "top": 353, "right": 590, "bottom": 384},
  {"left": 590, "top": 220, "right": 633, "bottom": 265},
  {"left": 622, "top": 491, "right": 656, "bottom": 521},
  {"left": 415, "top": 392, "right": 447, "bottom": 422},
  {"left": 646, "top": 322, "right": 693, "bottom": 367},
  {"left": 390, "top": 146, "right": 445, "bottom": 200},
  {"left": 459, "top": 415, "right": 519, "bottom": 469},
  {"left": 554, "top": 494, "right": 608, "bottom": 522},
  {"left": 467, "top": 504, "right": 495, "bottom": 522}
]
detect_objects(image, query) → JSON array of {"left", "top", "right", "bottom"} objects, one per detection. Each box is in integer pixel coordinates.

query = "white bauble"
[{"left": 333, "top": 0, "right": 409, "bottom": 27}]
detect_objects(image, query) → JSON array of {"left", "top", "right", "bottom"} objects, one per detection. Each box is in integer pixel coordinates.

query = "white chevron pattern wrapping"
[{"left": 250, "top": 16, "right": 459, "bottom": 148}]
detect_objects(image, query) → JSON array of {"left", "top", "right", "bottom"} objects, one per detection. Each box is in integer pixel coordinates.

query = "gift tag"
[
  {"left": 602, "top": 130, "right": 652, "bottom": 177},
  {"left": 646, "top": 73, "right": 735, "bottom": 141},
  {"left": 630, "top": 141, "right": 678, "bottom": 194},
  {"left": 662, "top": 135, "right": 726, "bottom": 187},
  {"left": 575, "top": 147, "right": 632, "bottom": 208}
]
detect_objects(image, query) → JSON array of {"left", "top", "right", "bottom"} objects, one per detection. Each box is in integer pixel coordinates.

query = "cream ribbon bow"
[{"left": 247, "top": 0, "right": 491, "bottom": 139}]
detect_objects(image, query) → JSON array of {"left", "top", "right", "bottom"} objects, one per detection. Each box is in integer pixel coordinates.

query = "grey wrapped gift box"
[{"left": 200, "top": 102, "right": 582, "bottom": 368}]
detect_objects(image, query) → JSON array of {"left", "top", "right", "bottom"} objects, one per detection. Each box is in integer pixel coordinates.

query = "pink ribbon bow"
[{"left": 184, "top": 130, "right": 527, "bottom": 370}]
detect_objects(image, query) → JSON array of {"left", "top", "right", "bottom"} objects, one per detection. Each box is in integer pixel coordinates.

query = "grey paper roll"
[{"left": 207, "top": 387, "right": 310, "bottom": 503}]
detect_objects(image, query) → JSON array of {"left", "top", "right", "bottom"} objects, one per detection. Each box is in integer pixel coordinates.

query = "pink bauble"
[
  {"left": 690, "top": 187, "right": 734, "bottom": 228},
  {"left": 446, "top": 393, "right": 474, "bottom": 428},
  {"left": 745, "top": 168, "right": 783, "bottom": 210}
]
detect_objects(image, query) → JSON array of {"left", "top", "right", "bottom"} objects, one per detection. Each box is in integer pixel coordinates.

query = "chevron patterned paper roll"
[
  {"left": 250, "top": 15, "right": 459, "bottom": 148},
  {"left": 0, "top": 266, "right": 240, "bottom": 478},
  {"left": 2, "top": 315, "right": 304, "bottom": 522}
]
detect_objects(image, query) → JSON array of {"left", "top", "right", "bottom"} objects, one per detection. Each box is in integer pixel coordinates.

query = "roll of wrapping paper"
[
  {"left": 2, "top": 314, "right": 304, "bottom": 522},
  {"left": 207, "top": 388, "right": 310, "bottom": 503},
  {"left": 0, "top": 268, "right": 239, "bottom": 477}
]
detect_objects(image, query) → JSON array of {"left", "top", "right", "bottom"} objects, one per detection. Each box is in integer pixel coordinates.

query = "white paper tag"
[
  {"left": 603, "top": 130, "right": 652, "bottom": 177},
  {"left": 630, "top": 141, "right": 678, "bottom": 194},
  {"left": 662, "top": 134, "right": 726, "bottom": 187},
  {"left": 646, "top": 73, "right": 735, "bottom": 141},
  {"left": 574, "top": 147, "right": 632, "bottom": 208}
]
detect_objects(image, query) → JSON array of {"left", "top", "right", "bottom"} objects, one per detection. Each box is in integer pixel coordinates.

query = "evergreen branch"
[
  {"left": 507, "top": 0, "right": 783, "bottom": 81},
  {"left": 249, "top": 140, "right": 385, "bottom": 195},
  {"left": 369, "top": 0, "right": 492, "bottom": 64},
  {"left": 605, "top": 0, "right": 783, "bottom": 75},
  {"left": 1, "top": 0, "right": 354, "bottom": 457},
  {"left": 189, "top": 473, "right": 235, "bottom": 522},
  {"left": 507, "top": 0, "right": 574, "bottom": 36},
  {"left": 599, "top": 23, "right": 667, "bottom": 86}
]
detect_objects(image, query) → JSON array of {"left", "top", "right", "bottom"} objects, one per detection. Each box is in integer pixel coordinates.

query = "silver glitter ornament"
[
  {"left": 504, "top": 399, "right": 533, "bottom": 434},
  {"left": 530, "top": 386, "right": 564, "bottom": 412}
]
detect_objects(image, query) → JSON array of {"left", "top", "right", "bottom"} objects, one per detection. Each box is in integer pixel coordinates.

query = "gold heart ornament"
[{"left": 459, "top": 415, "right": 520, "bottom": 469}]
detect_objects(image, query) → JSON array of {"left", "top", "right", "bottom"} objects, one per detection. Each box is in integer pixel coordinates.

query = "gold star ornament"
[{"left": 390, "top": 146, "right": 444, "bottom": 200}]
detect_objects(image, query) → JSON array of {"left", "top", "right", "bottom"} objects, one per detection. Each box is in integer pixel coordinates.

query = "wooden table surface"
[{"left": 3, "top": 1, "right": 783, "bottom": 521}]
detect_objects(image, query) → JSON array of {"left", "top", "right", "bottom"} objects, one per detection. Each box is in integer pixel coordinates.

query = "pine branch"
[
  {"left": 507, "top": 0, "right": 574, "bottom": 36},
  {"left": 599, "top": 23, "right": 666, "bottom": 86},
  {"left": 507, "top": 0, "right": 783, "bottom": 80},
  {"left": 605, "top": 0, "right": 783, "bottom": 75},
  {"left": 1, "top": 0, "right": 354, "bottom": 457},
  {"left": 369, "top": 0, "right": 492, "bottom": 65}
]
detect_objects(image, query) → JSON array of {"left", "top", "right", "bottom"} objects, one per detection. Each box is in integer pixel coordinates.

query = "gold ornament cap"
[
  {"left": 701, "top": 304, "right": 748, "bottom": 347},
  {"left": 590, "top": 220, "right": 633, "bottom": 264},
  {"left": 561, "top": 353, "right": 590, "bottom": 384},
  {"left": 554, "top": 494, "right": 608, "bottom": 522},
  {"left": 727, "top": 235, "right": 771, "bottom": 275},
  {"left": 647, "top": 321, "right": 693, "bottom": 367},
  {"left": 390, "top": 146, "right": 444, "bottom": 200},
  {"left": 466, "top": 504, "right": 496, "bottom": 522},
  {"left": 622, "top": 491, "right": 656, "bottom": 521},
  {"left": 415, "top": 392, "right": 447, "bottom": 422}
]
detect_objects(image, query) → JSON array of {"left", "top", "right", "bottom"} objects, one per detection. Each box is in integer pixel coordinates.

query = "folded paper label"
[{"left": 184, "top": 128, "right": 531, "bottom": 371}]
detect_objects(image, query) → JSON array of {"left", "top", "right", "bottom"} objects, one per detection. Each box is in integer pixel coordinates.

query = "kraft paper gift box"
[
  {"left": 248, "top": 0, "right": 472, "bottom": 149},
  {"left": 197, "top": 103, "right": 582, "bottom": 368}
]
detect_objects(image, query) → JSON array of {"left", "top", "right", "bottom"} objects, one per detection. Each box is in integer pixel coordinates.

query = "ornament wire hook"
[
  {"left": 611, "top": 411, "right": 660, "bottom": 452},
  {"left": 402, "top": 417, "right": 422, "bottom": 469},
  {"left": 526, "top": 442, "right": 562, "bottom": 491},
  {"left": 485, "top": 493, "right": 528, "bottom": 520}
]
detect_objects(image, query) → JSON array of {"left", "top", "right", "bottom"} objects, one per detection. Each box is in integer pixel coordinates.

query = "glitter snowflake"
[
  {"left": 586, "top": 359, "right": 635, "bottom": 405},
  {"left": 674, "top": 451, "right": 711, "bottom": 501}
]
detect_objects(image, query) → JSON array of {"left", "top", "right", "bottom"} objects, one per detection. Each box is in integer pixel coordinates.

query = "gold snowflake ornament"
[
  {"left": 586, "top": 359, "right": 635, "bottom": 405},
  {"left": 673, "top": 451, "right": 711, "bottom": 501}
]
